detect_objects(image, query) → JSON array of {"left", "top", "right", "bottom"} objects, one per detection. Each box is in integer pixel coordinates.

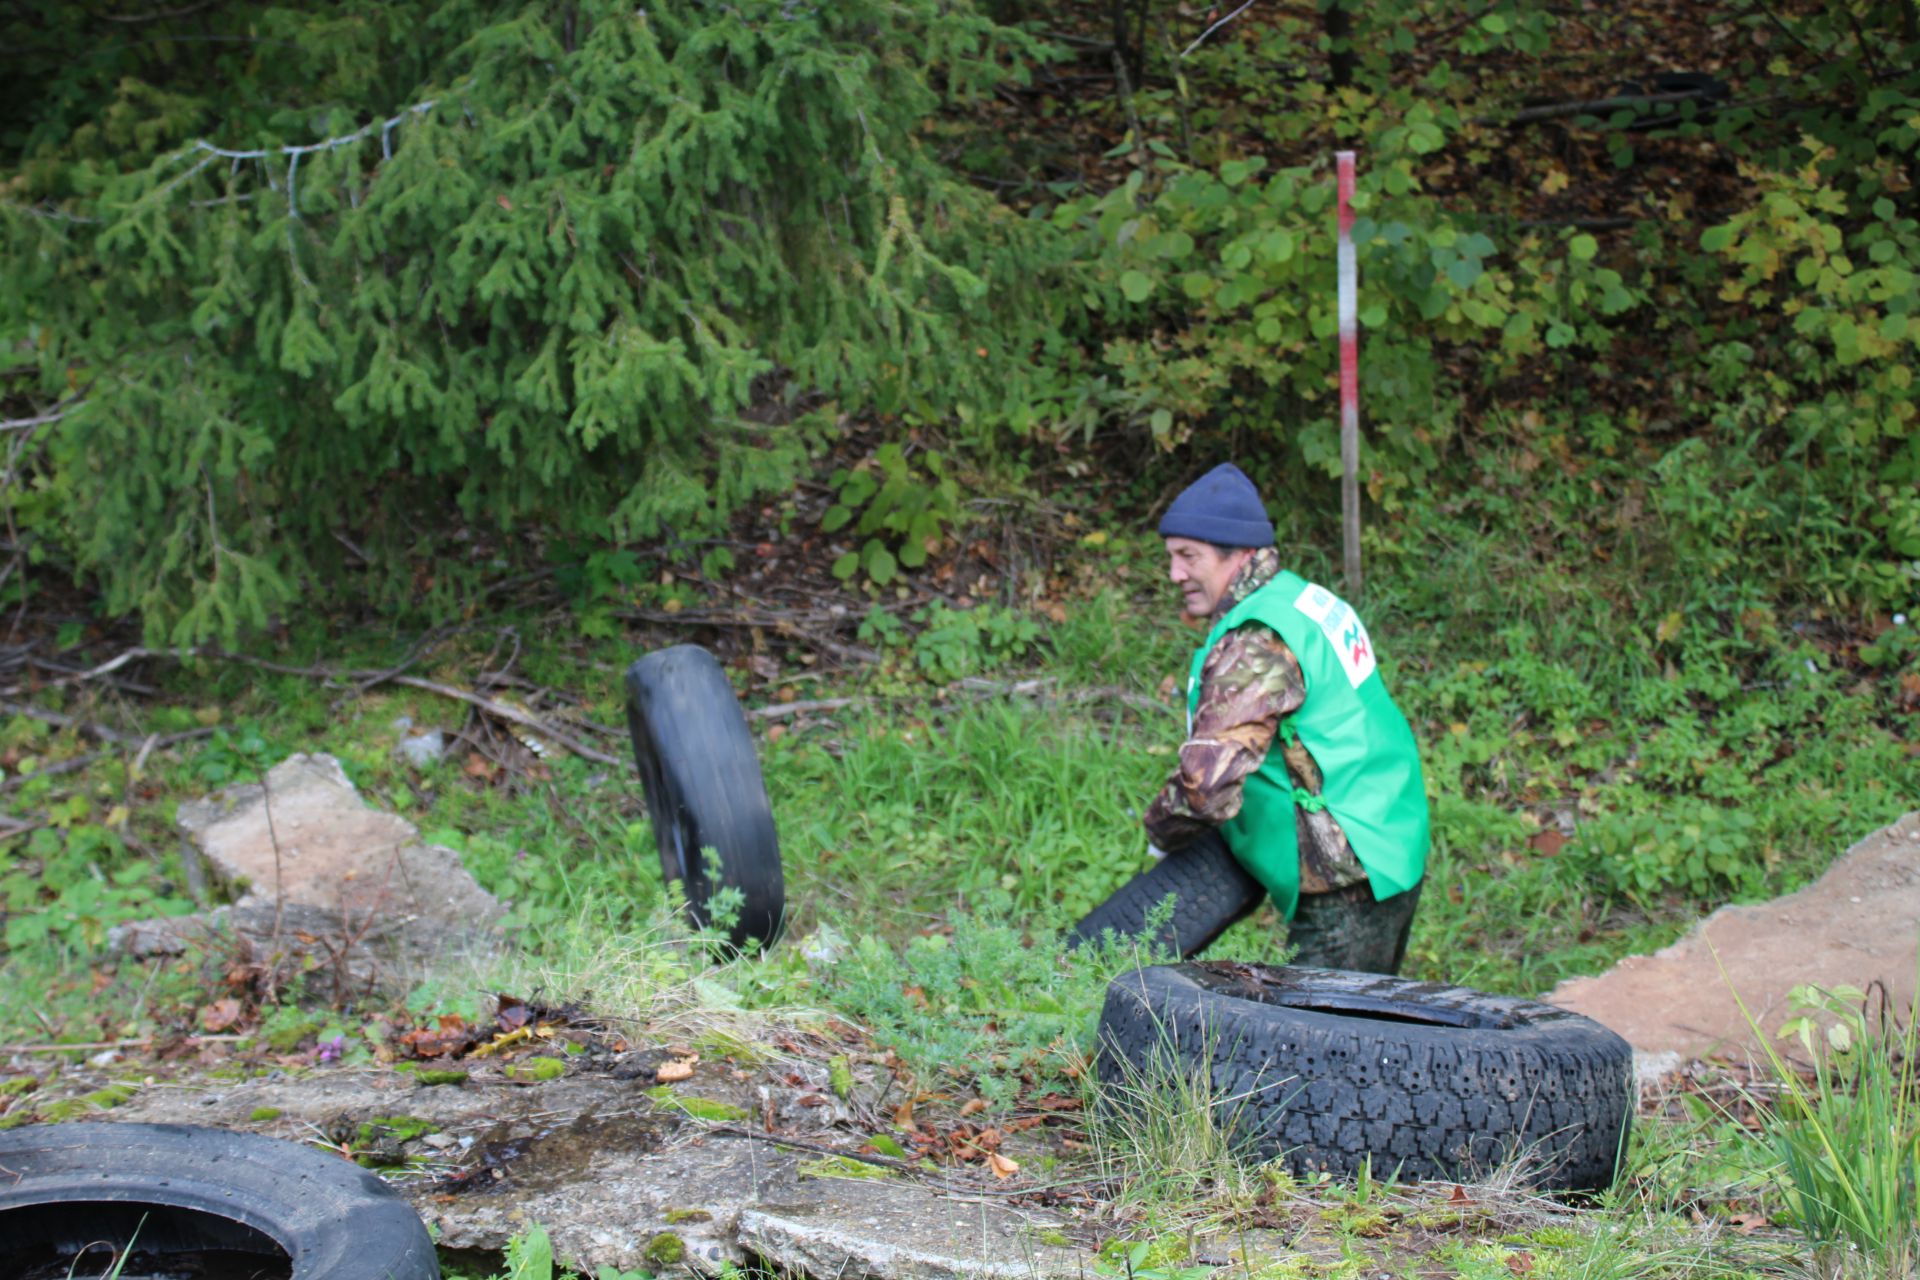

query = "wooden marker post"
[{"left": 1335, "top": 150, "right": 1361, "bottom": 598}]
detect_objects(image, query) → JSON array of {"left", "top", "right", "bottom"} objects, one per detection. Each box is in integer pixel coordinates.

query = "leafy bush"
[{"left": 823, "top": 445, "right": 964, "bottom": 587}]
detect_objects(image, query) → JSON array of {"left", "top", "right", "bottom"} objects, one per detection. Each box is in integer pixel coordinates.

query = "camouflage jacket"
[{"left": 1142, "top": 548, "right": 1368, "bottom": 895}]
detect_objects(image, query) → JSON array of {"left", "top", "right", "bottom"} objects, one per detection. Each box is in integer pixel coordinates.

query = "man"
[{"left": 1143, "top": 462, "right": 1430, "bottom": 974}]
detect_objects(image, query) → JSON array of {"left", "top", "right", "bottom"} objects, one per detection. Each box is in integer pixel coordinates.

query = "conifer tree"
[{"left": 2, "top": 0, "right": 1057, "bottom": 641}]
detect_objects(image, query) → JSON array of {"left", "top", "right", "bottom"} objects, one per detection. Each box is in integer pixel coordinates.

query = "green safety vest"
[{"left": 1186, "top": 570, "right": 1430, "bottom": 920}]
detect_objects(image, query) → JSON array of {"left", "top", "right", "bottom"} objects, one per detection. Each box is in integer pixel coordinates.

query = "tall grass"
[{"left": 1730, "top": 973, "right": 1920, "bottom": 1275}]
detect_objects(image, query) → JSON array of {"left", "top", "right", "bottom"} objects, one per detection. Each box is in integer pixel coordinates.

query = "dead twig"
[
  {"left": 383, "top": 675, "right": 624, "bottom": 767},
  {"left": 745, "top": 697, "right": 870, "bottom": 721}
]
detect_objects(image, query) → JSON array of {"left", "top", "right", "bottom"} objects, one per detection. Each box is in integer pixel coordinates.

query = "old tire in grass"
[
  {"left": 1094, "top": 962, "right": 1633, "bottom": 1191},
  {"left": 1067, "top": 831, "right": 1264, "bottom": 958},
  {"left": 0, "top": 1121, "right": 437, "bottom": 1279},
  {"left": 626, "top": 643, "right": 785, "bottom": 949}
]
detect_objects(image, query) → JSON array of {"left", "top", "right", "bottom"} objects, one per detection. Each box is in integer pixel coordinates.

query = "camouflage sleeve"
[{"left": 1142, "top": 623, "right": 1306, "bottom": 849}]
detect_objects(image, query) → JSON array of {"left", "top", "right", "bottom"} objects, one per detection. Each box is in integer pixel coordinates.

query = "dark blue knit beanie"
[{"left": 1157, "top": 463, "right": 1275, "bottom": 548}]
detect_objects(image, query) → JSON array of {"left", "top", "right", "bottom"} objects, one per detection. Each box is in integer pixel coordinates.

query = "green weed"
[
  {"left": 1736, "top": 978, "right": 1920, "bottom": 1273},
  {"left": 1084, "top": 1014, "right": 1268, "bottom": 1214}
]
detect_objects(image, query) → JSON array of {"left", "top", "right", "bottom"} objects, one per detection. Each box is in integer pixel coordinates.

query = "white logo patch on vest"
[{"left": 1293, "top": 582, "right": 1376, "bottom": 688}]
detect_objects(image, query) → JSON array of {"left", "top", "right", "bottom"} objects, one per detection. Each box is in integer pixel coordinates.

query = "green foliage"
[
  {"left": 907, "top": 603, "right": 1042, "bottom": 682},
  {"left": 1048, "top": 104, "right": 1644, "bottom": 504},
  {"left": 824, "top": 895, "right": 1167, "bottom": 1103},
  {"left": 1737, "top": 979, "right": 1920, "bottom": 1271},
  {"left": 502, "top": 1224, "right": 555, "bottom": 1280},
  {"left": 824, "top": 445, "right": 964, "bottom": 585},
  {"left": 1, "top": 0, "right": 1059, "bottom": 642},
  {"left": 0, "top": 824, "right": 191, "bottom": 951}
]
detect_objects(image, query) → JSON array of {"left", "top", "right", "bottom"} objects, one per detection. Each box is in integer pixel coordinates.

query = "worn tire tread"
[
  {"left": 1095, "top": 964, "right": 1633, "bottom": 1191},
  {"left": 1068, "top": 835, "right": 1264, "bottom": 959}
]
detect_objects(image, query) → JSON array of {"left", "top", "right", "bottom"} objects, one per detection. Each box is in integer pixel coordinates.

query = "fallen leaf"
[
  {"left": 797, "top": 1093, "right": 830, "bottom": 1107},
  {"left": 1033, "top": 1093, "right": 1082, "bottom": 1111},
  {"left": 1447, "top": 1185, "right": 1474, "bottom": 1206},
  {"left": 1505, "top": 1251, "right": 1534, "bottom": 1275},
  {"left": 987, "top": 1152, "right": 1019, "bottom": 1180},
  {"left": 1655, "top": 610, "right": 1684, "bottom": 644},
  {"left": 200, "top": 998, "right": 242, "bottom": 1033},
  {"left": 1528, "top": 830, "right": 1567, "bottom": 857},
  {"left": 902, "top": 985, "right": 929, "bottom": 1011},
  {"left": 656, "top": 1055, "right": 698, "bottom": 1083},
  {"left": 959, "top": 1098, "right": 988, "bottom": 1117},
  {"left": 1727, "top": 1212, "right": 1771, "bottom": 1234},
  {"left": 496, "top": 194, "right": 513, "bottom": 211},
  {"left": 893, "top": 1097, "right": 918, "bottom": 1131}
]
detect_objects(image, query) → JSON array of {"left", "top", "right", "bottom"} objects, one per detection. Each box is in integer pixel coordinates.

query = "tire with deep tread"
[
  {"left": 626, "top": 643, "right": 785, "bottom": 949},
  {"left": 0, "top": 1121, "right": 437, "bottom": 1279},
  {"left": 1094, "top": 962, "right": 1633, "bottom": 1191},
  {"left": 1067, "top": 832, "right": 1264, "bottom": 958}
]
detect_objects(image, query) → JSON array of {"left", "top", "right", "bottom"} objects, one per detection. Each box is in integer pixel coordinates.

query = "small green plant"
[
  {"left": 1737, "top": 977, "right": 1919, "bottom": 1271},
  {"left": 909, "top": 603, "right": 1041, "bottom": 682},
  {"left": 641, "top": 1232, "right": 685, "bottom": 1268},
  {"left": 822, "top": 444, "right": 963, "bottom": 585},
  {"left": 826, "top": 894, "right": 1172, "bottom": 1103},
  {"left": 502, "top": 1223, "right": 555, "bottom": 1280},
  {"left": 1092, "top": 1238, "right": 1213, "bottom": 1280},
  {"left": 798, "top": 1155, "right": 895, "bottom": 1180}
]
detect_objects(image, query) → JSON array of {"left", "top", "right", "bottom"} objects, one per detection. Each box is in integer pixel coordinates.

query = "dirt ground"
[{"left": 1547, "top": 810, "right": 1920, "bottom": 1067}]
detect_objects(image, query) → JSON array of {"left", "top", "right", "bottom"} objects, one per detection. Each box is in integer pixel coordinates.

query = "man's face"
[{"left": 1165, "top": 537, "right": 1253, "bottom": 620}]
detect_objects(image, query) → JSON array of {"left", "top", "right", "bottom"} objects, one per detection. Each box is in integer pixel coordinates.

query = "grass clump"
[
  {"left": 1740, "top": 979, "right": 1919, "bottom": 1274},
  {"left": 1084, "top": 1021, "right": 1268, "bottom": 1214}
]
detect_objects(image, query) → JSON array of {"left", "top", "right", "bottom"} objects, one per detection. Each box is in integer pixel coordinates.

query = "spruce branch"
[{"left": 179, "top": 99, "right": 438, "bottom": 165}]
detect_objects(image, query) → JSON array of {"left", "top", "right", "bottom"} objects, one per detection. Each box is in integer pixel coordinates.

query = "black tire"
[
  {"left": 626, "top": 644, "right": 785, "bottom": 949},
  {"left": 1094, "top": 963, "right": 1633, "bottom": 1191},
  {"left": 0, "top": 1121, "right": 437, "bottom": 1279},
  {"left": 1067, "top": 831, "right": 1264, "bottom": 958}
]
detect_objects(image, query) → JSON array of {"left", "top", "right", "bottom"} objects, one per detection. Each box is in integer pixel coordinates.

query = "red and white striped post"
[{"left": 1335, "top": 150, "right": 1362, "bottom": 598}]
